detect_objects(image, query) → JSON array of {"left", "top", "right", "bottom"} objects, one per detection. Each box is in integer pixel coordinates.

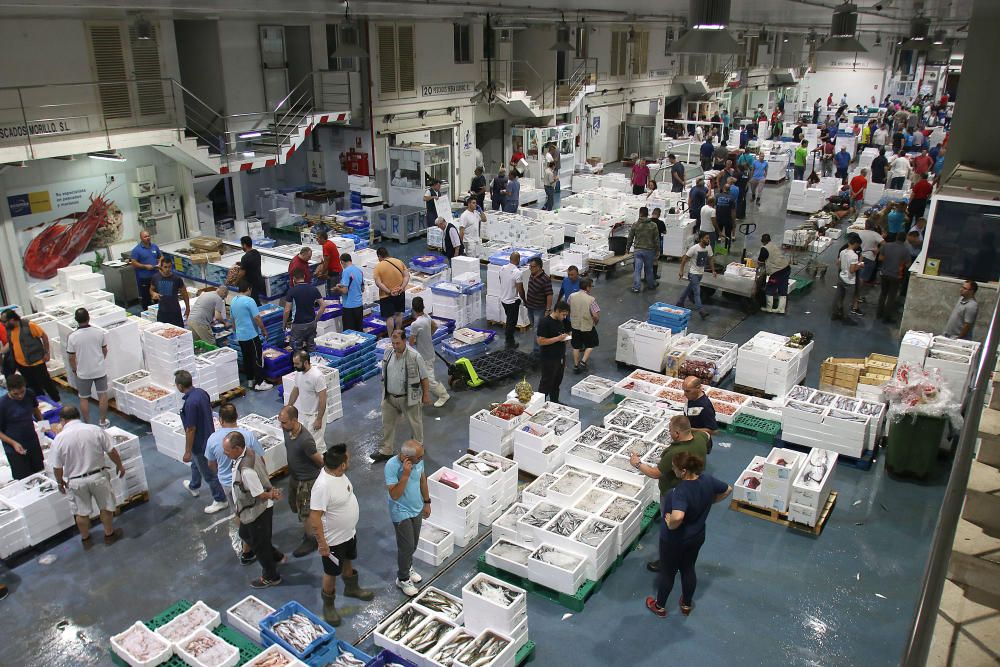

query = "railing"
[
  {"left": 0, "top": 70, "right": 353, "bottom": 170},
  {"left": 483, "top": 57, "right": 597, "bottom": 113},
  {"left": 900, "top": 296, "right": 1000, "bottom": 666}
]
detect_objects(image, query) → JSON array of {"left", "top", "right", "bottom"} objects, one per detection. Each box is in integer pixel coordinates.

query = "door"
[
  {"left": 557, "top": 51, "right": 567, "bottom": 82},
  {"left": 476, "top": 120, "right": 505, "bottom": 174},
  {"left": 259, "top": 25, "right": 290, "bottom": 111},
  {"left": 284, "top": 26, "right": 313, "bottom": 110},
  {"left": 87, "top": 22, "right": 168, "bottom": 129}
]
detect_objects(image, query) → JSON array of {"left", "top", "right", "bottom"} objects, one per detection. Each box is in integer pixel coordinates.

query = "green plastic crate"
[
  {"left": 194, "top": 340, "right": 219, "bottom": 354},
  {"left": 516, "top": 639, "right": 536, "bottom": 665},
  {"left": 144, "top": 599, "right": 193, "bottom": 630},
  {"left": 731, "top": 413, "right": 782, "bottom": 444},
  {"left": 213, "top": 624, "right": 263, "bottom": 664}
]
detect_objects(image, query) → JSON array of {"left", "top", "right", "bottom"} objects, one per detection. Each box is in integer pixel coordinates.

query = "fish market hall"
[{"left": 0, "top": 1, "right": 997, "bottom": 665}]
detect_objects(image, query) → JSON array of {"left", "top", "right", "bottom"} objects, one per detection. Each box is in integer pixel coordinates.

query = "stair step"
[
  {"left": 979, "top": 407, "right": 1000, "bottom": 438},
  {"left": 927, "top": 579, "right": 1000, "bottom": 667},
  {"left": 978, "top": 436, "right": 1000, "bottom": 469},
  {"left": 949, "top": 519, "right": 1000, "bottom": 604}
]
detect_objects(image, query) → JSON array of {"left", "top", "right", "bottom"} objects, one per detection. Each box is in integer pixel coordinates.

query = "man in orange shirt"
[
  {"left": 315, "top": 230, "right": 342, "bottom": 297},
  {"left": 0, "top": 310, "right": 60, "bottom": 401},
  {"left": 849, "top": 169, "right": 868, "bottom": 219},
  {"left": 372, "top": 247, "right": 410, "bottom": 338}
]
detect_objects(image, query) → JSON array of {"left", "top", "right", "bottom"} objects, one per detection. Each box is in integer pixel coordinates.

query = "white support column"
[{"left": 175, "top": 161, "right": 199, "bottom": 238}]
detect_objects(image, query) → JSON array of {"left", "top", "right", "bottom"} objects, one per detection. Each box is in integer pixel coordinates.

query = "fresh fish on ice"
[
  {"left": 549, "top": 471, "right": 589, "bottom": 495},
  {"left": 495, "top": 504, "right": 528, "bottom": 529},
  {"left": 470, "top": 578, "right": 522, "bottom": 606},
  {"left": 575, "top": 489, "right": 612, "bottom": 513},
  {"left": 531, "top": 545, "right": 583, "bottom": 570},
  {"left": 379, "top": 606, "right": 427, "bottom": 642},
  {"left": 522, "top": 502, "right": 560, "bottom": 527},
  {"left": 477, "top": 452, "right": 515, "bottom": 472},
  {"left": 414, "top": 588, "right": 463, "bottom": 620},
  {"left": 270, "top": 613, "right": 329, "bottom": 652},
  {"left": 568, "top": 445, "right": 609, "bottom": 463},
  {"left": 601, "top": 497, "right": 640, "bottom": 523},
  {"left": 430, "top": 630, "right": 475, "bottom": 666},
  {"left": 529, "top": 410, "right": 558, "bottom": 425},
  {"left": 487, "top": 540, "right": 533, "bottom": 566},
  {"left": 576, "top": 425, "right": 608, "bottom": 446},
  {"left": 456, "top": 456, "right": 498, "bottom": 477},
  {"left": 550, "top": 417, "right": 578, "bottom": 435},
  {"left": 456, "top": 632, "right": 510, "bottom": 667},
  {"left": 576, "top": 518, "right": 616, "bottom": 546},
  {"left": 403, "top": 617, "right": 454, "bottom": 654},
  {"left": 596, "top": 477, "right": 641, "bottom": 498},
  {"left": 546, "top": 509, "right": 588, "bottom": 536}
]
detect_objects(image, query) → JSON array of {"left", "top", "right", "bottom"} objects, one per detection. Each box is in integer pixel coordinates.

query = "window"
[
  {"left": 664, "top": 27, "right": 675, "bottom": 56},
  {"left": 610, "top": 31, "right": 627, "bottom": 78},
  {"left": 630, "top": 31, "right": 649, "bottom": 76},
  {"left": 454, "top": 23, "right": 472, "bottom": 64},
  {"left": 377, "top": 23, "right": 416, "bottom": 99},
  {"left": 327, "top": 24, "right": 360, "bottom": 72}
]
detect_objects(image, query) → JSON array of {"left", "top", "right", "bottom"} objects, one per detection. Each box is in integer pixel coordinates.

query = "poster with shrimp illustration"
[{"left": 6, "top": 175, "right": 136, "bottom": 281}]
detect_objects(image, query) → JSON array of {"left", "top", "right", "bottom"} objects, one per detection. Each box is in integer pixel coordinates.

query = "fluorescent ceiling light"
[
  {"left": 693, "top": 24, "right": 725, "bottom": 30},
  {"left": 239, "top": 131, "right": 262, "bottom": 139},
  {"left": 88, "top": 151, "right": 126, "bottom": 162}
]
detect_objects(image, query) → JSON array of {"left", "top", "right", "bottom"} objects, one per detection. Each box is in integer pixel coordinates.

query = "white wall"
[
  {"left": 174, "top": 20, "right": 225, "bottom": 118},
  {"left": 800, "top": 35, "right": 892, "bottom": 109},
  {"left": 0, "top": 19, "right": 93, "bottom": 90},
  {"left": 219, "top": 20, "right": 267, "bottom": 117}
]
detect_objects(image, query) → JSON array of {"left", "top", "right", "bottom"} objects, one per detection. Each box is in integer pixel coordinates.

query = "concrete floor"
[{"left": 0, "top": 175, "right": 950, "bottom": 666}]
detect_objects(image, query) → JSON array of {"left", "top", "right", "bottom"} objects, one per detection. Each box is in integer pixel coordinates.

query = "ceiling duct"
[
  {"left": 549, "top": 20, "right": 573, "bottom": 51},
  {"left": 817, "top": 2, "right": 866, "bottom": 53},
  {"left": 904, "top": 16, "right": 931, "bottom": 50},
  {"left": 669, "top": 0, "right": 740, "bottom": 54}
]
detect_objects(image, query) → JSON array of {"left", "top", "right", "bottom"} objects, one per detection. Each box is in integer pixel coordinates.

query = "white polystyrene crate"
[
  {"left": 453, "top": 455, "right": 505, "bottom": 505},
  {"left": 174, "top": 627, "right": 238, "bottom": 667},
  {"left": 428, "top": 628, "right": 477, "bottom": 667},
  {"left": 399, "top": 613, "right": 459, "bottom": 663},
  {"left": 374, "top": 604, "right": 430, "bottom": 654},
  {"left": 453, "top": 629, "right": 518, "bottom": 667},
  {"left": 226, "top": 596, "right": 275, "bottom": 645},
  {"left": 512, "top": 422, "right": 554, "bottom": 451},
  {"left": 527, "top": 543, "right": 588, "bottom": 595},
  {"left": 492, "top": 503, "right": 530, "bottom": 544},
  {"left": 155, "top": 601, "right": 221, "bottom": 644},
  {"left": 414, "top": 544, "right": 451, "bottom": 568},
  {"left": 485, "top": 539, "right": 534, "bottom": 579},
  {"left": 545, "top": 470, "right": 592, "bottom": 506},
  {"left": 110, "top": 621, "right": 173, "bottom": 667},
  {"left": 417, "top": 520, "right": 455, "bottom": 559},
  {"left": 242, "top": 645, "right": 307, "bottom": 667},
  {"left": 428, "top": 466, "right": 475, "bottom": 506},
  {"left": 519, "top": 474, "right": 558, "bottom": 508},
  {"left": 412, "top": 586, "right": 465, "bottom": 625}
]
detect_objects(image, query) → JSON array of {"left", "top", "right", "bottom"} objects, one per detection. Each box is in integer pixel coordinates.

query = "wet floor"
[{"left": 0, "top": 174, "right": 948, "bottom": 666}]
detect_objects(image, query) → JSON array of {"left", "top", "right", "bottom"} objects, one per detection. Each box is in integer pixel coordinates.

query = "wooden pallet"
[
  {"left": 268, "top": 465, "right": 288, "bottom": 480},
  {"left": 51, "top": 375, "right": 139, "bottom": 422},
  {"left": 117, "top": 490, "right": 150, "bottom": 514},
  {"left": 732, "top": 384, "right": 774, "bottom": 399},
  {"left": 212, "top": 386, "right": 245, "bottom": 406},
  {"left": 729, "top": 491, "right": 837, "bottom": 536}
]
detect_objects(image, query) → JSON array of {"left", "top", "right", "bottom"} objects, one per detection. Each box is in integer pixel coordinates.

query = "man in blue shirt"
[
  {"left": 232, "top": 281, "right": 273, "bottom": 391},
  {"left": 385, "top": 440, "right": 430, "bottom": 597},
  {"left": 749, "top": 154, "right": 768, "bottom": 205},
  {"left": 176, "top": 369, "right": 227, "bottom": 513},
  {"left": 834, "top": 147, "right": 852, "bottom": 181},
  {"left": 130, "top": 230, "right": 161, "bottom": 310},
  {"left": 501, "top": 171, "right": 521, "bottom": 214},
  {"left": 688, "top": 178, "right": 708, "bottom": 223},
  {"left": 283, "top": 269, "right": 326, "bottom": 354},
  {"left": 699, "top": 139, "right": 714, "bottom": 171},
  {"left": 556, "top": 265, "right": 581, "bottom": 304},
  {"left": 205, "top": 402, "right": 265, "bottom": 563},
  {"left": 150, "top": 258, "right": 189, "bottom": 326},
  {"left": 335, "top": 253, "right": 365, "bottom": 333}
]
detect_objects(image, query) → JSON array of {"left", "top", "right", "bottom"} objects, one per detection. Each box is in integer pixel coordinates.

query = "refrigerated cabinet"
[{"left": 388, "top": 144, "right": 452, "bottom": 208}]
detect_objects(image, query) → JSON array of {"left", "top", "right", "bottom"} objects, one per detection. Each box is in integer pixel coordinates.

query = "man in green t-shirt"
[
  {"left": 793, "top": 139, "right": 809, "bottom": 181},
  {"left": 630, "top": 414, "right": 709, "bottom": 572}
]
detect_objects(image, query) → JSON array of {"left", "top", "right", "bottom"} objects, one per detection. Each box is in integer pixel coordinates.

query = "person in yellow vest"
[{"left": 568, "top": 278, "right": 601, "bottom": 374}]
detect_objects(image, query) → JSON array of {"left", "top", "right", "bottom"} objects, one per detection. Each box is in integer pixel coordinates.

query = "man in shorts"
[
  {"left": 205, "top": 403, "right": 264, "bottom": 564},
  {"left": 65, "top": 308, "right": 110, "bottom": 427},
  {"left": 373, "top": 247, "right": 410, "bottom": 338},
  {"left": 310, "top": 444, "right": 374, "bottom": 625},
  {"left": 279, "top": 405, "right": 323, "bottom": 557},
  {"left": 50, "top": 406, "right": 126, "bottom": 549},
  {"left": 568, "top": 278, "right": 600, "bottom": 374}
]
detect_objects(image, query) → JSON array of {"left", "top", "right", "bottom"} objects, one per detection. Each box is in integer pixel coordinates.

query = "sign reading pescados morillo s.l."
[{"left": 0, "top": 117, "right": 89, "bottom": 142}]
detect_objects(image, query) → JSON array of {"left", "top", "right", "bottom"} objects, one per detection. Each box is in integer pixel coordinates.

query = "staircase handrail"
[{"left": 900, "top": 294, "right": 1000, "bottom": 666}]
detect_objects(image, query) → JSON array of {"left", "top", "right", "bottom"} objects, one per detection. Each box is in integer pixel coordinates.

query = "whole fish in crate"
[
  {"left": 457, "top": 632, "right": 510, "bottom": 667},
  {"left": 470, "top": 578, "right": 522, "bottom": 607},
  {"left": 270, "top": 613, "right": 328, "bottom": 652},
  {"left": 404, "top": 617, "right": 453, "bottom": 654},
  {"left": 522, "top": 502, "right": 560, "bottom": 527},
  {"left": 382, "top": 606, "right": 427, "bottom": 642},
  {"left": 576, "top": 518, "right": 615, "bottom": 547},
  {"left": 431, "top": 631, "right": 476, "bottom": 666},
  {"left": 547, "top": 509, "right": 587, "bottom": 537},
  {"left": 415, "top": 588, "right": 463, "bottom": 620},
  {"left": 531, "top": 545, "right": 583, "bottom": 571},
  {"left": 457, "top": 457, "right": 498, "bottom": 476},
  {"left": 324, "top": 648, "right": 367, "bottom": 667}
]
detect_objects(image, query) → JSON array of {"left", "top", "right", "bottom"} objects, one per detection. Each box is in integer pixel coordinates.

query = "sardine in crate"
[
  {"left": 175, "top": 627, "right": 239, "bottom": 667},
  {"left": 412, "top": 586, "right": 464, "bottom": 625},
  {"left": 461, "top": 573, "right": 527, "bottom": 636},
  {"left": 398, "top": 613, "right": 458, "bottom": 665},
  {"left": 453, "top": 629, "right": 518, "bottom": 667},
  {"left": 572, "top": 517, "right": 619, "bottom": 581},
  {"left": 520, "top": 474, "right": 558, "bottom": 508},
  {"left": 110, "top": 621, "right": 173, "bottom": 667},
  {"left": 259, "top": 600, "right": 336, "bottom": 660},
  {"left": 475, "top": 452, "right": 519, "bottom": 501},
  {"left": 527, "top": 543, "right": 588, "bottom": 595},
  {"left": 536, "top": 510, "right": 608, "bottom": 580},
  {"left": 226, "top": 595, "right": 275, "bottom": 645},
  {"left": 427, "top": 466, "right": 475, "bottom": 507},
  {"left": 374, "top": 604, "right": 430, "bottom": 655},
  {"left": 598, "top": 494, "right": 645, "bottom": 555}
]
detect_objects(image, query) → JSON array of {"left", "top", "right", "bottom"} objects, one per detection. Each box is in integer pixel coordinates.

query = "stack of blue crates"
[
  {"left": 362, "top": 314, "right": 388, "bottom": 337},
  {"left": 409, "top": 253, "right": 448, "bottom": 276},
  {"left": 229, "top": 302, "right": 286, "bottom": 363},
  {"left": 488, "top": 246, "right": 542, "bottom": 267},
  {"left": 262, "top": 345, "right": 293, "bottom": 378},
  {"left": 440, "top": 328, "right": 496, "bottom": 363},
  {"left": 315, "top": 330, "right": 379, "bottom": 391},
  {"left": 648, "top": 302, "right": 691, "bottom": 333}
]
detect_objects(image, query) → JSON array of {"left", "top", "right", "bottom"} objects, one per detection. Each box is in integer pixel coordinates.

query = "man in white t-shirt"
[
  {"left": 310, "top": 443, "right": 373, "bottom": 625},
  {"left": 889, "top": 151, "right": 911, "bottom": 189},
  {"left": 458, "top": 197, "right": 486, "bottom": 259},
  {"left": 287, "top": 351, "right": 328, "bottom": 453},
  {"left": 676, "top": 233, "right": 717, "bottom": 320},
  {"left": 65, "top": 308, "right": 109, "bottom": 428},
  {"left": 700, "top": 197, "right": 718, "bottom": 248},
  {"left": 498, "top": 252, "right": 527, "bottom": 349},
  {"left": 832, "top": 233, "right": 864, "bottom": 324},
  {"left": 856, "top": 223, "right": 884, "bottom": 295}
]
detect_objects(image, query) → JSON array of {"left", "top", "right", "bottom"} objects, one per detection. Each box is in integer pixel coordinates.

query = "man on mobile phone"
[{"left": 536, "top": 302, "right": 572, "bottom": 404}]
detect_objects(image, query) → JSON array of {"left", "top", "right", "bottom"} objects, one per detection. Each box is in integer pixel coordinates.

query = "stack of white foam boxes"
[
  {"left": 150, "top": 411, "right": 187, "bottom": 462},
  {"left": 0, "top": 497, "right": 30, "bottom": 558},
  {"left": 735, "top": 331, "right": 812, "bottom": 396},
  {"left": 469, "top": 408, "right": 527, "bottom": 457},
  {"left": 414, "top": 520, "right": 456, "bottom": 568},
  {"left": 485, "top": 263, "right": 530, "bottom": 327},
  {"left": 462, "top": 573, "right": 528, "bottom": 664},
  {"left": 633, "top": 322, "right": 672, "bottom": 372},
  {"left": 105, "top": 426, "right": 148, "bottom": 505},
  {"left": 236, "top": 414, "right": 286, "bottom": 476},
  {"left": 615, "top": 320, "right": 642, "bottom": 367},
  {"left": 56, "top": 265, "right": 107, "bottom": 299},
  {"left": 142, "top": 323, "right": 197, "bottom": 389},
  {"left": 427, "top": 465, "right": 481, "bottom": 551},
  {"left": 789, "top": 448, "right": 838, "bottom": 526},
  {"left": 0, "top": 472, "right": 73, "bottom": 546},
  {"left": 786, "top": 180, "right": 826, "bottom": 214},
  {"left": 733, "top": 447, "right": 805, "bottom": 513},
  {"left": 924, "top": 335, "right": 981, "bottom": 404},
  {"left": 280, "top": 364, "right": 343, "bottom": 423},
  {"left": 781, "top": 386, "right": 885, "bottom": 458}
]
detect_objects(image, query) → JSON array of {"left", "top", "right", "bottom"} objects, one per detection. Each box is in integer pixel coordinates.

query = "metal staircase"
[
  {"left": 483, "top": 58, "right": 596, "bottom": 117},
  {"left": 0, "top": 71, "right": 352, "bottom": 175}
]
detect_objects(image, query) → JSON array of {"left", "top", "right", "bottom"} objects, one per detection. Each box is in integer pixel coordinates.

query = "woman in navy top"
[{"left": 647, "top": 452, "right": 732, "bottom": 618}]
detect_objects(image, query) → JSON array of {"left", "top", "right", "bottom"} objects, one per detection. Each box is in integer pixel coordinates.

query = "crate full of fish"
[
  {"left": 513, "top": 438, "right": 567, "bottom": 478},
  {"left": 299, "top": 639, "right": 369, "bottom": 667},
  {"left": 240, "top": 643, "right": 308, "bottom": 666},
  {"left": 570, "top": 375, "right": 617, "bottom": 403},
  {"left": 486, "top": 539, "right": 534, "bottom": 579},
  {"left": 410, "top": 587, "right": 464, "bottom": 626},
  {"left": 111, "top": 621, "right": 174, "bottom": 667},
  {"left": 260, "top": 602, "right": 336, "bottom": 660},
  {"left": 426, "top": 628, "right": 477, "bottom": 667},
  {"left": 790, "top": 448, "right": 838, "bottom": 512},
  {"left": 527, "top": 410, "right": 581, "bottom": 444},
  {"left": 597, "top": 494, "right": 644, "bottom": 555},
  {"left": 475, "top": 452, "right": 518, "bottom": 502},
  {"left": 461, "top": 573, "right": 527, "bottom": 637},
  {"left": 453, "top": 629, "right": 518, "bottom": 667},
  {"left": 427, "top": 466, "right": 475, "bottom": 508},
  {"left": 452, "top": 455, "right": 504, "bottom": 506},
  {"left": 491, "top": 503, "right": 530, "bottom": 545},
  {"left": 397, "top": 613, "right": 458, "bottom": 665},
  {"left": 374, "top": 604, "right": 429, "bottom": 654},
  {"left": 226, "top": 595, "right": 275, "bottom": 645},
  {"left": 527, "top": 543, "right": 588, "bottom": 595},
  {"left": 515, "top": 500, "right": 563, "bottom": 546},
  {"left": 174, "top": 627, "right": 239, "bottom": 667},
  {"left": 155, "top": 601, "right": 221, "bottom": 645},
  {"left": 0, "top": 473, "right": 73, "bottom": 545}
]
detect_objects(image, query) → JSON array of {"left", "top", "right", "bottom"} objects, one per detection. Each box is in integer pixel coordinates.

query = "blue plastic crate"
[
  {"left": 365, "top": 649, "right": 418, "bottom": 667},
  {"left": 37, "top": 398, "right": 62, "bottom": 423},
  {"left": 252, "top": 238, "right": 277, "bottom": 248},
  {"left": 262, "top": 346, "right": 292, "bottom": 377},
  {"left": 361, "top": 367, "right": 380, "bottom": 382},
  {"left": 305, "top": 639, "right": 372, "bottom": 667},
  {"left": 431, "top": 316, "right": 456, "bottom": 332},
  {"left": 260, "top": 601, "right": 336, "bottom": 660}
]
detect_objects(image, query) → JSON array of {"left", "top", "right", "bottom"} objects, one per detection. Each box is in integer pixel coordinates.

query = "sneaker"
[
  {"left": 645, "top": 596, "right": 667, "bottom": 618},
  {"left": 370, "top": 452, "right": 393, "bottom": 463},
  {"left": 254, "top": 381, "right": 274, "bottom": 392},
  {"left": 250, "top": 576, "right": 282, "bottom": 589},
  {"left": 573, "top": 364, "right": 581, "bottom": 374},
  {"left": 103, "top": 528, "right": 124, "bottom": 546},
  {"left": 646, "top": 559, "right": 661, "bottom": 573},
  {"left": 580, "top": 361, "right": 589, "bottom": 372},
  {"left": 434, "top": 395, "right": 451, "bottom": 408},
  {"left": 0, "top": 583, "right": 8, "bottom": 601},
  {"left": 239, "top": 551, "right": 257, "bottom": 566},
  {"left": 631, "top": 288, "right": 641, "bottom": 293},
  {"left": 98, "top": 419, "right": 111, "bottom": 429},
  {"left": 204, "top": 500, "right": 228, "bottom": 514},
  {"left": 396, "top": 578, "right": 419, "bottom": 597},
  {"left": 182, "top": 480, "right": 200, "bottom": 497},
  {"left": 850, "top": 308, "right": 864, "bottom": 316},
  {"left": 409, "top": 567, "right": 423, "bottom": 584}
]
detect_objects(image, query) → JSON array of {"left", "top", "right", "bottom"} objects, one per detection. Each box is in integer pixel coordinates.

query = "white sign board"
[
  {"left": 421, "top": 82, "right": 474, "bottom": 98},
  {"left": 0, "top": 116, "right": 90, "bottom": 143}
]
